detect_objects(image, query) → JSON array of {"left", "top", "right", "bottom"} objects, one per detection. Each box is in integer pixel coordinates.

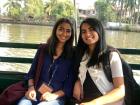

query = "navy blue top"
[{"left": 25, "top": 48, "right": 74, "bottom": 98}]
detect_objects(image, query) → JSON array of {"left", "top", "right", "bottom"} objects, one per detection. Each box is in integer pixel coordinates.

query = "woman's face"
[
  {"left": 81, "top": 23, "right": 99, "bottom": 46},
  {"left": 56, "top": 22, "right": 72, "bottom": 44}
]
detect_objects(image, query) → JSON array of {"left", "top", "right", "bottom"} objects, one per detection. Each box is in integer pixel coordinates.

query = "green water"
[{"left": 0, "top": 23, "right": 140, "bottom": 72}]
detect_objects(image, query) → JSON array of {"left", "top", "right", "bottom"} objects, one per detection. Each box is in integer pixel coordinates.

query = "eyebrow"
[{"left": 58, "top": 26, "right": 71, "bottom": 30}]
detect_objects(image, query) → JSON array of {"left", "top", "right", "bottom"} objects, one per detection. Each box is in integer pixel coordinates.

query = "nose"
[
  {"left": 85, "top": 31, "right": 91, "bottom": 37},
  {"left": 62, "top": 30, "right": 67, "bottom": 36}
]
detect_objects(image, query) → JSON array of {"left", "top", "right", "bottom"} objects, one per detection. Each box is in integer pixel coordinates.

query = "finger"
[
  {"left": 29, "top": 93, "right": 35, "bottom": 100},
  {"left": 25, "top": 92, "right": 30, "bottom": 99},
  {"left": 40, "top": 95, "right": 43, "bottom": 101},
  {"left": 41, "top": 93, "right": 47, "bottom": 101}
]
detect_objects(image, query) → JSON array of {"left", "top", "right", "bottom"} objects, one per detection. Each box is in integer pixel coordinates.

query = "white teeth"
[
  {"left": 62, "top": 37, "right": 65, "bottom": 39},
  {"left": 87, "top": 37, "right": 92, "bottom": 40},
  {"left": 61, "top": 37, "right": 66, "bottom": 40}
]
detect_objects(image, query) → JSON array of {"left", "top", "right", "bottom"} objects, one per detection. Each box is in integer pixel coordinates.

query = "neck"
[
  {"left": 56, "top": 42, "right": 64, "bottom": 49},
  {"left": 88, "top": 44, "right": 95, "bottom": 56},
  {"left": 53, "top": 43, "right": 64, "bottom": 59}
]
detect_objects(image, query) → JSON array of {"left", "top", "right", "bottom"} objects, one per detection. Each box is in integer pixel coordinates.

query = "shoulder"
[
  {"left": 109, "top": 51, "right": 121, "bottom": 62},
  {"left": 37, "top": 43, "right": 49, "bottom": 53},
  {"left": 106, "top": 46, "right": 121, "bottom": 61},
  {"left": 38, "top": 43, "right": 48, "bottom": 49}
]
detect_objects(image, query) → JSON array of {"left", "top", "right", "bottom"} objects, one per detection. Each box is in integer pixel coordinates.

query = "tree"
[
  {"left": 4, "top": 0, "right": 22, "bottom": 20},
  {"left": 135, "top": 0, "right": 140, "bottom": 24},
  {"left": 45, "top": 0, "right": 74, "bottom": 20},
  {"left": 95, "top": 0, "right": 117, "bottom": 23},
  {"left": 23, "top": 0, "right": 44, "bottom": 18}
]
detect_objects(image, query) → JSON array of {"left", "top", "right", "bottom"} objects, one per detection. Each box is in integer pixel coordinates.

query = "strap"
[
  {"left": 102, "top": 46, "right": 118, "bottom": 82},
  {"left": 34, "top": 44, "right": 48, "bottom": 87}
]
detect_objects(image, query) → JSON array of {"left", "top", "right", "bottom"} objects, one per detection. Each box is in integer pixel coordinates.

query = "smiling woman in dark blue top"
[{"left": 17, "top": 18, "right": 74, "bottom": 105}]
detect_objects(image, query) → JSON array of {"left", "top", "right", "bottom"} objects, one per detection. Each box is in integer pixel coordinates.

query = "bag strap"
[
  {"left": 102, "top": 46, "right": 120, "bottom": 82},
  {"left": 34, "top": 44, "right": 48, "bottom": 87}
]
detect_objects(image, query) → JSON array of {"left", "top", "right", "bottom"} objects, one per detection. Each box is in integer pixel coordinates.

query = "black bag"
[{"left": 103, "top": 46, "right": 140, "bottom": 105}]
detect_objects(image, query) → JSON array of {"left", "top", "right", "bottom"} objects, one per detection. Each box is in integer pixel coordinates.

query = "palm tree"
[
  {"left": 23, "top": 0, "right": 44, "bottom": 18},
  {"left": 44, "top": 0, "right": 74, "bottom": 20},
  {"left": 3, "top": 0, "right": 22, "bottom": 19},
  {"left": 135, "top": 0, "right": 140, "bottom": 24},
  {"left": 44, "top": 0, "right": 57, "bottom": 17}
]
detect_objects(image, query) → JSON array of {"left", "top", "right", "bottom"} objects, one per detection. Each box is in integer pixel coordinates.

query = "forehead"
[
  {"left": 81, "top": 23, "right": 91, "bottom": 29},
  {"left": 58, "top": 22, "right": 71, "bottom": 29}
]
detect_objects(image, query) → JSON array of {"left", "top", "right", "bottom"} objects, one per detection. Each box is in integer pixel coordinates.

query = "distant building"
[
  {"left": 75, "top": 0, "right": 96, "bottom": 19},
  {"left": 78, "top": 8, "right": 95, "bottom": 19}
]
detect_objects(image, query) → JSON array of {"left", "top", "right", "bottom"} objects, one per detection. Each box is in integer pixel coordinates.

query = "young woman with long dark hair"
[
  {"left": 18, "top": 18, "right": 74, "bottom": 105},
  {"left": 73, "top": 18, "right": 125, "bottom": 105}
]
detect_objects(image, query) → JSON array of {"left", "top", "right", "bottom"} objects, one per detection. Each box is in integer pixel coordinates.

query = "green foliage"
[
  {"left": 4, "top": 0, "right": 22, "bottom": 19},
  {"left": 95, "top": 0, "right": 117, "bottom": 23},
  {"left": 125, "top": 25, "right": 131, "bottom": 31},
  {"left": 24, "top": 0, "right": 44, "bottom": 18},
  {"left": 45, "top": 0, "right": 74, "bottom": 20}
]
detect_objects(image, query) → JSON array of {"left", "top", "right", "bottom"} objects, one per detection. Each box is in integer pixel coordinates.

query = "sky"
[{"left": 0, "top": 0, "right": 96, "bottom": 14}]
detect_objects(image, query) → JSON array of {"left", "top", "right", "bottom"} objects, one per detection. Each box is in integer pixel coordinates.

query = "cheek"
[
  {"left": 67, "top": 35, "right": 71, "bottom": 41},
  {"left": 67, "top": 33, "right": 72, "bottom": 38},
  {"left": 81, "top": 35, "right": 85, "bottom": 40},
  {"left": 91, "top": 32, "right": 99, "bottom": 42},
  {"left": 94, "top": 34, "right": 99, "bottom": 42},
  {"left": 56, "top": 31, "right": 62, "bottom": 35},
  {"left": 81, "top": 35, "right": 87, "bottom": 43}
]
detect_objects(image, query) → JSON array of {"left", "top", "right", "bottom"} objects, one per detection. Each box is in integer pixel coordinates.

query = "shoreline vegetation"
[
  {"left": 106, "top": 22, "right": 140, "bottom": 32},
  {"left": 0, "top": 18, "right": 140, "bottom": 32}
]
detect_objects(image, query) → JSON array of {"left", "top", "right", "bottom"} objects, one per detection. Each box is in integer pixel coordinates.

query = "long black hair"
[
  {"left": 47, "top": 18, "right": 74, "bottom": 59},
  {"left": 75, "top": 18, "right": 107, "bottom": 69}
]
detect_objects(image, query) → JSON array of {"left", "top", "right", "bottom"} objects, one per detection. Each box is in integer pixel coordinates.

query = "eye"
[
  {"left": 66, "top": 29, "right": 71, "bottom": 33},
  {"left": 89, "top": 27, "right": 94, "bottom": 32},
  {"left": 81, "top": 29, "right": 86, "bottom": 34},
  {"left": 58, "top": 28, "right": 63, "bottom": 31}
]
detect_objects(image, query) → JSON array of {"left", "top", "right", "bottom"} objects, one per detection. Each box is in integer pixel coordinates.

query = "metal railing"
[{"left": 0, "top": 42, "right": 140, "bottom": 70}]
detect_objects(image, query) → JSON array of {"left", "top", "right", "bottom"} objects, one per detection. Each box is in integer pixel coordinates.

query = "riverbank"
[
  {"left": 0, "top": 18, "right": 54, "bottom": 26},
  {"left": 106, "top": 22, "right": 140, "bottom": 32},
  {"left": 1, "top": 19, "right": 140, "bottom": 32}
]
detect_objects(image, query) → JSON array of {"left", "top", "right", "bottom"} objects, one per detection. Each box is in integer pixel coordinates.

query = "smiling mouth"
[
  {"left": 61, "top": 37, "right": 66, "bottom": 40},
  {"left": 86, "top": 37, "right": 92, "bottom": 40}
]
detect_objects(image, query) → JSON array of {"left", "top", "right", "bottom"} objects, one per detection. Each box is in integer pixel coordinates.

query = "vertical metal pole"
[{"left": 73, "top": 0, "right": 77, "bottom": 45}]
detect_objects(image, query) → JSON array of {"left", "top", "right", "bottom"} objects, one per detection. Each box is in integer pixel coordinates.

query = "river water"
[{"left": 0, "top": 23, "right": 140, "bottom": 80}]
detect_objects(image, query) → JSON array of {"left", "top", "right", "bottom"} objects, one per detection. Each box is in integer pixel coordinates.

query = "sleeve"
[
  {"left": 24, "top": 48, "right": 41, "bottom": 80},
  {"left": 62, "top": 62, "right": 75, "bottom": 98},
  {"left": 109, "top": 52, "right": 123, "bottom": 78}
]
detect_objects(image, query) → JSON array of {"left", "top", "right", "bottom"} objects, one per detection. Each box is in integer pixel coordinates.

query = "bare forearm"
[
  {"left": 28, "top": 79, "right": 34, "bottom": 87},
  {"left": 91, "top": 85, "right": 125, "bottom": 105}
]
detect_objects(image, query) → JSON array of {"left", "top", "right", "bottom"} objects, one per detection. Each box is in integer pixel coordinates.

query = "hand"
[
  {"left": 25, "top": 86, "right": 36, "bottom": 101},
  {"left": 73, "top": 80, "right": 83, "bottom": 101},
  {"left": 38, "top": 83, "right": 53, "bottom": 94},
  {"left": 40, "top": 92, "right": 58, "bottom": 101}
]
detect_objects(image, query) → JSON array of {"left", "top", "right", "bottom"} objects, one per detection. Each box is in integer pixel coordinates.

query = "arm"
[
  {"left": 73, "top": 79, "right": 83, "bottom": 101},
  {"left": 24, "top": 47, "right": 41, "bottom": 100},
  {"left": 81, "top": 77, "right": 125, "bottom": 105},
  {"left": 25, "top": 48, "right": 41, "bottom": 80},
  {"left": 62, "top": 62, "right": 75, "bottom": 98},
  {"left": 41, "top": 90, "right": 65, "bottom": 101},
  {"left": 25, "top": 79, "right": 36, "bottom": 101},
  {"left": 28, "top": 79, "right": 34, "bottom": 87},
  {"left": 81, "top": 52, "right": 125, "bottom": 105}
]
